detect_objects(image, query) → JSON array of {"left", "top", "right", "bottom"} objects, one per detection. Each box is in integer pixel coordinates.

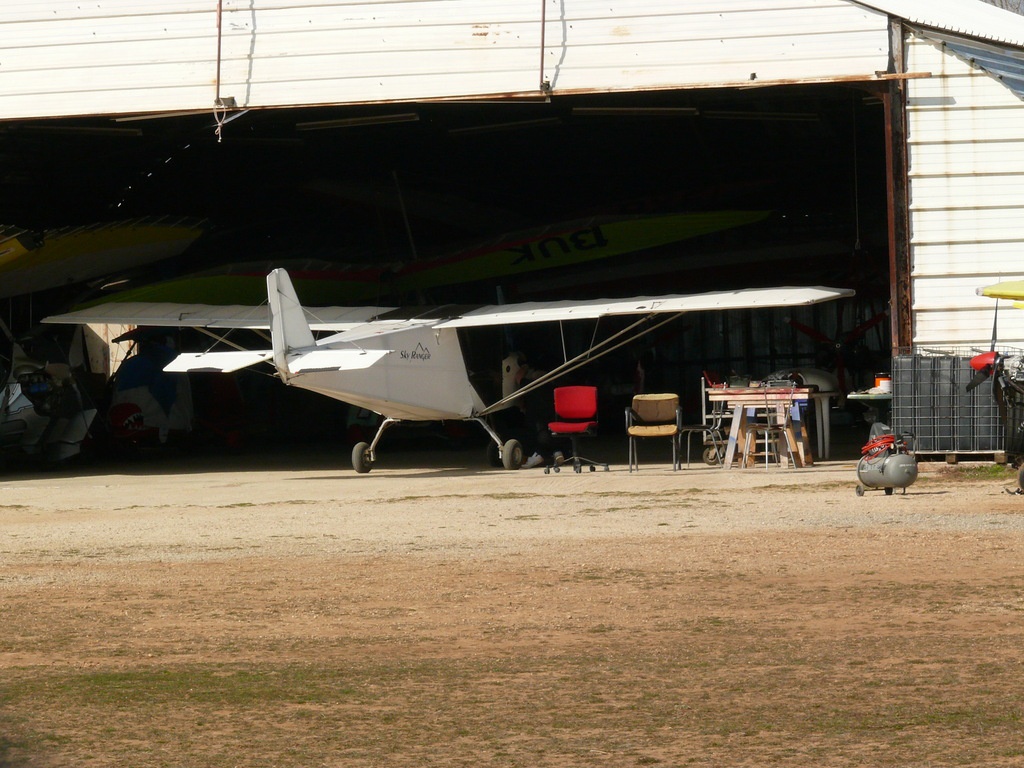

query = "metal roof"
[
  {"left": 857, "top": 0, "right": 1024, "bottom": 47},
  {"left": 922, "top": 29, "right": 1024, "bottom": 99},
  {"left": 857, "top": 1, "right": 1024, "bottom": 102}
]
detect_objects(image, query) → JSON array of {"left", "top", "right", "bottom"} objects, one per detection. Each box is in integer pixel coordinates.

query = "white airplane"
[{"left": 45, "top": 269, "right": 853, "bottom": 472}]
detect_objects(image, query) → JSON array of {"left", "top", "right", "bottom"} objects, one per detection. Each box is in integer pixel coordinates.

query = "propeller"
[
  {"left": 788, "top": 305, "right": 887, "bottom": 392},
  {"left": 967, "top": 350, "right": 997, "bottom": 392},
  {"left": 967, "top": 298, "right": 1000, "bottom": 392}
]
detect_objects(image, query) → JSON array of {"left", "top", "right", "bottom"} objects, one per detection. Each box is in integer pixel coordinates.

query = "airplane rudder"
[{"left": 267, "top": 269, "right": 316, "bottom": 379}]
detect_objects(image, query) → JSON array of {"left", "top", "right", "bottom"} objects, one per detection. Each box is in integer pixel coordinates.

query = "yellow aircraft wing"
[{"left": 977, "top": 280, "right": 1024, "bottom": 302}]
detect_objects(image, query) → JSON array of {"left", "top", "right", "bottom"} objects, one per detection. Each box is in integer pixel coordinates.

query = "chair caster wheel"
[{"left": 544, "top": 467, "right": 551, "bottom": 474}]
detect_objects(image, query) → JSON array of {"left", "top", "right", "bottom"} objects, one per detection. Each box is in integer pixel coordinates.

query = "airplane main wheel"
[
  {"left": 501, "top": 438, "right": 523, "bottom": 470},
  {"left": 352, "top": 441, "right": 374, "bottom": 474}
]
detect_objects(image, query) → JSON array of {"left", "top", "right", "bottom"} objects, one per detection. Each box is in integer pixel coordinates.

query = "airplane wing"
[
  {"left": 45, "top": 285, "right": 853, "bottom": 334},
  {"left": 0, "top": 218, "right": 205, "bottom": 299},
  {"left": 39, "top": 209, "right": 771, "bottom": 318},
  {"left": 978, "top": 280, "right": 1024, "bottom": 302},
  {"left": 44, "top": 270, "right": 854, "bottom": 382},
  {"left": 435, "top": 286, "right": 855, "bottom": 328},
  {"left": 43, "top": 301, "right": 395, "bottom": 331}
]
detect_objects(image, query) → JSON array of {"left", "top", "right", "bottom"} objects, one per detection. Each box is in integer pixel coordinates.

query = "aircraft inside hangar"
[{"left": 0, "top": 85, "right": 893, "bottom": 463}]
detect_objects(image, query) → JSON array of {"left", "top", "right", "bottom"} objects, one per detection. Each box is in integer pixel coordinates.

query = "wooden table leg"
[{"left": 722, "top": 405, "right": 747, "bottom": 469}]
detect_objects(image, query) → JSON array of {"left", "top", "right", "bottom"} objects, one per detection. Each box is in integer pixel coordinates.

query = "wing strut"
[
  {"left": 194, "top": 325, "right": 269, "bottom": 352},
  {"left": 478, "top": 311, "right": 684, "bottom": 416}
]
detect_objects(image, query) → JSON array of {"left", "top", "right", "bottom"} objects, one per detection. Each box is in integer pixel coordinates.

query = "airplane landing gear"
[
  {"left": 351, "top": 417, "right": 400, "bottom": 473},
  {"left": 347, "top": 416, "right": 528, "bottom": 473},
  {"left": 352, "top": 441, "right": 373, "bottom": 474},
  {"left": 501, "top": 438, "right": 523, "bottom": 470}
]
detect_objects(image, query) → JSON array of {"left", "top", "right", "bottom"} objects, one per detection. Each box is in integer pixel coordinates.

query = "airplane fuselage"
[{"left": 287, "top": 326, "right": 487, "bottom": 421}]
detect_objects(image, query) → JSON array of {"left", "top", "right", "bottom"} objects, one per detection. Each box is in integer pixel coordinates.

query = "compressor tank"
[{"left": 855, "top": 451, "right": 918, "bottom": 495}]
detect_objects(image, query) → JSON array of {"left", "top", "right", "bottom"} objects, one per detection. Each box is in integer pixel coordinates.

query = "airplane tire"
[
  {"left": 352, "top": 441, "right": 373, "bottom": 474},
  {"left": 501, "top": 439, "right": 523, "bottom": 471}
]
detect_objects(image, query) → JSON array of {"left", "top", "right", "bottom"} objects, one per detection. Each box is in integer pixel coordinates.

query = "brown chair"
[{"left": 625, "top": 393, "right": 682, "bottom": 471}]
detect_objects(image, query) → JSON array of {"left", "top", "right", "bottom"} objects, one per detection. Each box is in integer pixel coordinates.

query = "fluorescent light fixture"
[
  {"left": 115, "top": 110, "right": 219, "bottom": 122},
  {"left": 18, "top": 124, "right": 143, "bottom": 137},
  {"left": 572, "top": 107, "right": 699, "bottom": 116},
  {"left": 222, "top": 136, "right": 303, "bottom": 146},
  {"left": 702, "top": 110, "right": 819, "bottom": 122},
  {"left": 295, "top": 113, "right": 420, "bottom": 130},
  {"left": 445, "top": 96, "right": 551, "bottom": 104},
  {"left": 447, "top": 117, "right": 561, "bottom": 135}
]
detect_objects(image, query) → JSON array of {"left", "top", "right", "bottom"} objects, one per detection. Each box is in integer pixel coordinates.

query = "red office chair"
[{"left": 545, "top": 385, "right": 610, "bottom": 473}]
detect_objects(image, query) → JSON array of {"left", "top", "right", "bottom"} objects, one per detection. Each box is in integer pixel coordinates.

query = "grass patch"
[
  {"left": 9, "top": 650, "right": 1015, "bottom": 767},
  {"left": 4, "top": 606, "right": 1024, "bottom": 767},
  {"left": 933, "top": 463, "right": 1018, "bottom": 482}
]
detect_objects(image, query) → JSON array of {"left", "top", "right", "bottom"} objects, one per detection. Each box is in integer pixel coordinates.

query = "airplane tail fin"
[{"left": 267, "top": 268, "right": 316, "bottom": 377}]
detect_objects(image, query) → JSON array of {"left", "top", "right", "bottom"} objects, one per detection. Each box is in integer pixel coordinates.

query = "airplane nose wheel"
[{"left": 352, "top": 441, "right": 374, "bottom": 473}]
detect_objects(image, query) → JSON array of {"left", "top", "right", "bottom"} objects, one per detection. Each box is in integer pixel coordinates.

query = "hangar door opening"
[{"left": 1, "top": 82, "right": 891, "bottom": 445}]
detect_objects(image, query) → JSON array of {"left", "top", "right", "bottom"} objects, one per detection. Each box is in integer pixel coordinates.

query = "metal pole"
[
  {"left": 215, "top": 0, "right": 224, "bottom": 105},
  {"left": 539, "top": 0, "right": 548, "bottom": 91}
]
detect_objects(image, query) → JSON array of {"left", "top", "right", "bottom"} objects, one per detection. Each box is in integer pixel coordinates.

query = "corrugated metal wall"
[
  {"left": 0, "top": 0, "right": 890, "bottom": 120},
  {"left": 906, "top": 33, "right": 1024, "bottom": 350}
]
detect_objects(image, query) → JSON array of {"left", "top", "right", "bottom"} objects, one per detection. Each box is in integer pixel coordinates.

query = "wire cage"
[
  {"left": 890, "top": 348, "right": 1010, "bottom": 456},
  {"left": 994, "top": 357, "right": 1024, "bottom": 460},
  {"left": 1006, "top": 400, "right": 1024, "bottom": 459}
]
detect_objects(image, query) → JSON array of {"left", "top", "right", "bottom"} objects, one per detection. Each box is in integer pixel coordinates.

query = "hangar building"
[{"left": 3, "top": 0, "right": 1024, "bottom": 451}]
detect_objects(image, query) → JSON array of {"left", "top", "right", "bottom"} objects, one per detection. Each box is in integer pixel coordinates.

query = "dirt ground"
[{"left": 3, "top": 440, "right": 1024, "bottom": 767}]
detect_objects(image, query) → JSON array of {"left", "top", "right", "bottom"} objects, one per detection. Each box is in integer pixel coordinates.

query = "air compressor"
[{"left": 855, "top": 426, "right": 918, "bottom": 496}]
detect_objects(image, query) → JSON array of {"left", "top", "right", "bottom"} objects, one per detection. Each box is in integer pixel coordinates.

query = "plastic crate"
[{"left": 890, "top": 352, "right": 1003, "bottom": 455}]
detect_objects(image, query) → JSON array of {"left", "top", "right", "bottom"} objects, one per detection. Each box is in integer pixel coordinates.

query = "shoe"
[
  {"left": 553, "top": 451, "right": 566, "bottom": 466},
  {"left": 522, "top": 452, "right": 545, "bottom": 469}
]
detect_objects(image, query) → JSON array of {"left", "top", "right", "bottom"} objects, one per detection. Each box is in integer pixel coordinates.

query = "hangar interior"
[{"left": 0, "top": 82, "right": 893, "bottom": 449}]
